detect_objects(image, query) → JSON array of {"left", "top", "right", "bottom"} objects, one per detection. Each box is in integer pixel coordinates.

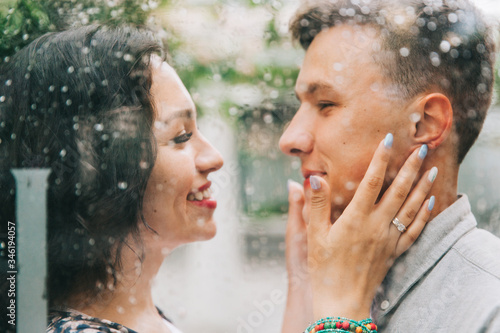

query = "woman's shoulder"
[{"left": 47, "top": 309, "right": 138, "bottom": 333}]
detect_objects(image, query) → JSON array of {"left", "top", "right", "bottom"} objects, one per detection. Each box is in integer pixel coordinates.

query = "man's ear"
[{"left": 413, "top": 93, "right": 453, "bottom": 149}]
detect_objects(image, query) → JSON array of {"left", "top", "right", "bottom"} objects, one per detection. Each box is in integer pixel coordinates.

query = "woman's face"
[{"left": 141, "top": 57, "right": 223, "bottom": 250}]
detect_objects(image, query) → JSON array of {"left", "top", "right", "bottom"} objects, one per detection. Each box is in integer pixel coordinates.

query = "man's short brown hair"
[{"left": 291, "top": 0, "right": 497, "bottom": 164}]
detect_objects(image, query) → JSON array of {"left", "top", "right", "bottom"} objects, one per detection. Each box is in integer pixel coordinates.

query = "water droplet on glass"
[
  {"left": 5, "top": 80, "right": 12, "bottom": 86},
  {"left": 67, "top": 66, "right": 75, "bottom": 74},
  {"left": 440, "top": 40, "right": 451, "bottom": 53},
  {"left": 430, "top": 52, "right": 440, "bottom": 67},
  {"left": 409, "top": 112, "right": 421, "bottom": 123},
  {"left": 399, "top": 47, "right": 410, "bottom": 57},
  {"left": 394, "top": 15, "right": 405, "bottom": 25},
  {"left": 448, "top": 13, "right": 458, "bottom": 23},
  {"left": 118, "top": 182, "right": 128, "bottom": 190},
  {"left": 333, "top": 62, "right": 343, "bottom": 71},
  {"left": 61, "top": 86, "right": 68, "bottom": 93},
  {"left": 48, "top": 85, "right": 55, "bottom": 92},
  {"left": 94, "top": 123, "right": 104, "bottom": 131},
  {"left": 60, "top": 149, "right": 67, "bottom": 157},
  {"left": 66, "top": 99, "right": 72, "bottom": 106},
  {"left": 427, "top": 21, "right": 437, "bottom": 31},
  {"left": 0, "top": 96, "right": 5, "bottom": 102}
]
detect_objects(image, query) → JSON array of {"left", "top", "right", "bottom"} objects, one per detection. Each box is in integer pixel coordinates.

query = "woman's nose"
[{"left": 195, "top": 133, "right": 224, "bottom": 174}]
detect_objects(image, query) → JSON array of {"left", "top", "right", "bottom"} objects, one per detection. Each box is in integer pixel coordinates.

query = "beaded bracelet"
[{"left": 304, "top": 316, "right": 377, "bottom": 333}]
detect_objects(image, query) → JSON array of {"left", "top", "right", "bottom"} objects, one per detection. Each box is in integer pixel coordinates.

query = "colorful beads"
[{"left": 304, "top": 316, "right": 378, "bottom": 333}]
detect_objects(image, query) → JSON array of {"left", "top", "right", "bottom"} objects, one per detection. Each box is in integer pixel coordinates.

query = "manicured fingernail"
[
  {"left": 428, "top": 196, "right": 435, "bottom": 211},
  {"left": 428, "top": 167, "right": 438, "bottom": 183},
  {"left": 418, "top": 144, "right": 428, "bottom": 160},
  {"left": 310, "top": 175, "right": 321, "bottom": 190},
  {"left": 384, "top": 133, "right": 393, "bottom": 148}
]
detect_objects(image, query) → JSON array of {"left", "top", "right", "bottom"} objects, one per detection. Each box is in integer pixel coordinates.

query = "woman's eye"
[{"left": 172, "top": 131, "right": 193, "bottom": 144}]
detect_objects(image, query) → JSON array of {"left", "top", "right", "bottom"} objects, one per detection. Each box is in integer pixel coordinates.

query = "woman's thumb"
[{"left": 308, "top": 176, "right": 332, "bottom": 234}]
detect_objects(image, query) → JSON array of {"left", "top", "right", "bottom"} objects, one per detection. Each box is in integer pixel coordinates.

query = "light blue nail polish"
[
  {"left": 428, "top": 167, "right": 438, "bottom": 183},
  {"left": 384, "top": 133, "right": 393, "bottom": 149},
  {"left": 428, "top": 196, "right": 435, "bottom": 211},
  {"left": 310, "top": 176, "right": 321, "bottom": 190},
  {"left": 418, "top": 144, "right": 428, "bottom": 160}
]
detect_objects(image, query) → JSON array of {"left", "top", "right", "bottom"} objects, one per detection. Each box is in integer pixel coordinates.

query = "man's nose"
[{"left": 279, "top": 110, "right": 314, "bottom": 156}]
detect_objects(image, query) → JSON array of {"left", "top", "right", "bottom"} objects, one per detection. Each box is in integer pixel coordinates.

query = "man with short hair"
[{"left": 280, "top": 0, "right": 500, "bottom": 331}]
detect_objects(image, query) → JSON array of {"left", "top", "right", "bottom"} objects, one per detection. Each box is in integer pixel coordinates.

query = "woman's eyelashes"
[{"left": 172, "top": 131, "right": 193, "bottom": 144}]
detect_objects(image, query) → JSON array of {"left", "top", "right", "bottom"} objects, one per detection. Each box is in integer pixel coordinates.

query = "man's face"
[{"left": 280, "top": 25, "right": 413, "bottom": 221}]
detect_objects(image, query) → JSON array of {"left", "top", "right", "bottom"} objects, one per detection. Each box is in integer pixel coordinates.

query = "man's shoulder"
[{"left": 450, "top": 227, "right": 500, "bottom": 280}]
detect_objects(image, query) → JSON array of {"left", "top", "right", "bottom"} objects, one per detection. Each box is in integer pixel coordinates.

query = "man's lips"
[{"left": 302, "top": 170, "right": 326, "bottom": 188}]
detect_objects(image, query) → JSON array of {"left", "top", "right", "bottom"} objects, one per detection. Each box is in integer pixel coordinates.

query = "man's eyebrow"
[{"left": 295, "top": 81, "right": 340, "bottom": 99}]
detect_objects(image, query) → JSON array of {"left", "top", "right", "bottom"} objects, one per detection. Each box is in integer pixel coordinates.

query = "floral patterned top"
[{"left": 47, "top": 308, "right": 182, "bottom": 333}]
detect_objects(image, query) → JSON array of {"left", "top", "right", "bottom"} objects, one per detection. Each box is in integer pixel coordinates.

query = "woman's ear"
[{"left": 412, "top": 93, "right": 453, "bottom": 149}]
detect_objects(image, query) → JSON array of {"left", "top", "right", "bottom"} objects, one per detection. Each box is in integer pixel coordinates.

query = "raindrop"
[
  {"left": 118, "top": 181, "right": 128, "bottom": 190},
  {"left": 346, "top": 8, "right": 355, "bottom": 16},
  {"left": 5, "top": 79, "right": 11, "bottom": 86},
  {"left": 409, "top": 112, "right": 421, "bottom": 122},
  {"left": 61, "top": 86, "right": 68, "bottom": 93},
  {"left": 450, "top": 49, "right": 459, "bottom": 58},
  {"left": 94, "top": 123, "right": 104, "bottom": 131},
  {"left": 10, "top": 134, "right": 16, "bottom": 140},
  {"left": 427, "top": 21, "right": 437, "bottom": 31},
  {"left": 31, "top": 103, "right": 37, "bottom": 110},
  {"left": 123, "top": 53, "right": 133, "bottom": 62},
  {"left": 101, "top": 79, "right": 108, "bottom": 86},
  {"left": 439, "top": 40, "right": 451, "bottom": 53},
  {"left": 263, "top": 73, "right": 272, "bottom": 81},
  {"left": 270, "top": 90, "right": 279, "bottom": 99},
  {"left": 22, "top": 34, "right": 29, "bottom": 41},
  {"left": 89, "top": 238, "right": 95, "bottom": 246},
  {"left": 49, "top": 85, "right": 55, "bottom": 92},
  {"left": 430, "top": 52, "right": 440, "bottom": 67},
  {"left": 370, "top": 82, "right": 380, "bottom": 92},
  {"left": 448, "top": 13, "right": 458, "bottom": 23},
  {"left": 101, "top": 134, "right": 109, "bottom": 141},
  {"left": 81, "top": 47, "right": 90, "bottom": 54},
  {"left": 67, "top": 66, "right": 75, "bottom": 74},
  {"left": 477, "top": 83, "right": 487, "bottom": 94},
  {"left": 300, "top": 19, "right": 309, "bottom": 27},
  {"left": 394, "top": 15, "right": 405, "bottom": 25},
  {"left": 0, "top": 96, "right": 5, "bottom": 102},
  {"left": 60, "top": 149, "right": 67, "bottom": 157},
  {"left": 101, "top": 163, "right": 107, "bottom": 170},
  {"left": 450, "top": 36, "right": 461, "bottom": 47},
  {"left": 345, "top": 181, "right": 356, "bottom": 191},
  {"left": 263, "top": 113, "right": 273, "bottom": 124},
  {"left": 399, "top": 47, "right": 410, "bottom": 57},
  {"left": 66, "top": 99, "right": 72, "bottom": 106},
  {"left": 476, "top": 44, "right": 486, "bottom": 54},
  {"left": 140, "top": 160, "right": 149, "bottom": 169},
  {"left": 333, "top": 62, "right": 343, "bottom": 71}
]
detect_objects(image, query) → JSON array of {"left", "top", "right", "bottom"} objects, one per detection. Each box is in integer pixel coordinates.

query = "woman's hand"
[{"left": 307, "top": 136, "right": 436, "bottom": 321}]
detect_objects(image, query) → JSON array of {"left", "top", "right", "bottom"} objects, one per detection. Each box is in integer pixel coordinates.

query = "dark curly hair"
[{"left": 0, "top": 25, "right": 164, "bottom": 307}]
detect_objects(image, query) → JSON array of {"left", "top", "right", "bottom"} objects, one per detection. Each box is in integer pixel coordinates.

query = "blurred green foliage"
[{"left": 0, "top": 0, "right": 157, "bottom": 59}]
